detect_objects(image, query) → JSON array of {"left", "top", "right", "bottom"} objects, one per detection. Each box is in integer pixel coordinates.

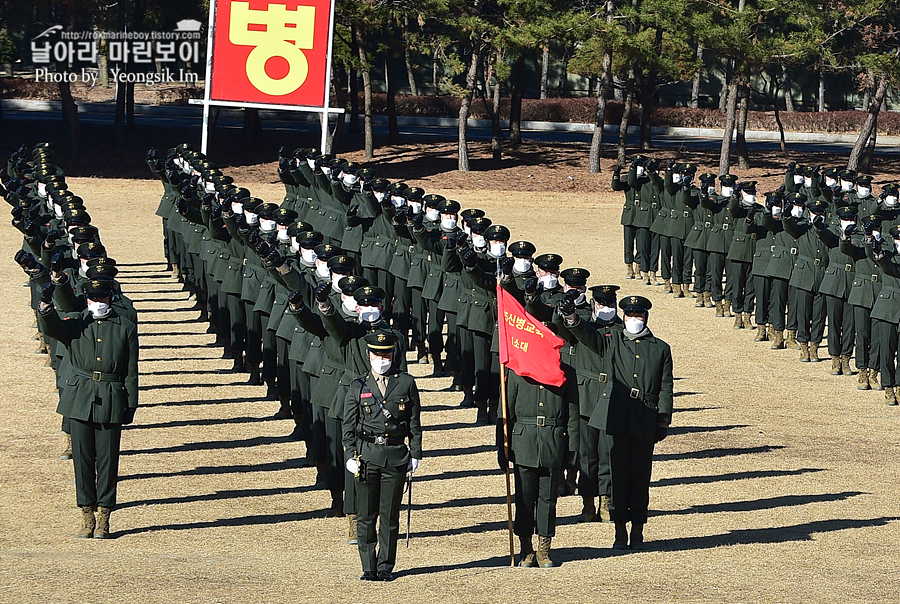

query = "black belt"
[
  {"left": 576, "top": 369, "right": 608, "bottom": 383},
  {"left": 361, "top": 434, "right": 405, "bottom": 445},
  {"left": 71, "top": 367, "right": 124, "bottom": 383},
  {"left": 516, "top": 416, "right": 564, "bottom": 427},
  {"left": 844, "top": 264, "right": 853, "bottom": 272},
  {"left": 623, "top": 387, "right": 659, "bottom": 404}
]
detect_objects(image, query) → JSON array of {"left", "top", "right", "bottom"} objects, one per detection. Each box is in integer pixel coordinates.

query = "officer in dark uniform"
[
  {"left": 559, "top": 294, "right": 673, "bottom": 550},
  {"left": 785, "top": 196, "right": 829, "bottom": 362},
  {"left": 815, "top": 206, "right": 857, "bottom": 375},
  {"left": 37, "top": 278, "right": 139, "bottom": 539},
  {"left": 343, "top": 332, "right": 422, "bottom": 582}
]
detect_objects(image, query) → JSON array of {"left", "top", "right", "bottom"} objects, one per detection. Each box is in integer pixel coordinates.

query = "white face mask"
[
  {"left": 471, "top": 234, "right": 486, "bottom": 248},
  {"left": 290, "top": 238, "right": 300, "bottom": 253},
  {"left": 370, "top": 356, "right": 392, "bottom": 375},
  {"left": 721, "top": 186, "right": 734, "bottom": 198},
  {"left": 231, "top": 202, "right": 244, "bottom": 214},
  {"left": 594, "top": 305, "right": 616, "bottom": 321},
  {"left": 408, "top": 201, "right": 422, "bottom": 214},
  {"left": 87, "top": 300, "right": 110, "bottom": 318},
  {"left": 825, "top": 177, "right": 837, "bottom": 189},
  {"left": 885, "top": 195, "right": 899, "bottom": 207},
  {"left": 391, "top": 195, "right": 405, "bottom": 207},
  {"left": 513, "top": 258, "right": 532, "bottom": 273},
  {"left": 358, "top": 305, "right": 381, "bottom": 322},
  {"left": 539, "top": 274, "right": 558, "bottom": 289},
  {"left": 895, "top": 241, "right": 900, "bottom": 254},
  {"left": 342, "top": 173, "right": 358, "bottom": 186},
  {"left": 741, "top": 193, "right": 756, "bottom": 206},
  {"left": 342, "top": 295, "right": 358, "bottom": 313},
  {"left": 37, "top": 183, "right": 47, "bottom": 198},
  {"left": 672, "top": 173, "right": 682, "bottom": 184},
  {"left": 772, "top": 206, "right": 783, "bottom": 218},
  {"left": 489, "top": 241, "right": 506, "bottom": 257},
  {"left": 79, "top": 259, "right": 90, "bottom": 277},
  {"left": 804, "top": 177, "right": 813, "bottom": 188},
  {"left": 793, "top": 174, "right": 805, "bottom": 185},
  {"left": 315, "top": 261, "right": 330, "bottom": 278},
  {"left": 300, "top": 248, "right": 317, "bottom": 263},
  {"left": 624, "top": 317, "right": 645, "bottom": 334},
  {"left": 425, "top": 208, "right": 440, "bottom": 221},
  {"left": 841, "top": 180, "right": 853, "bottom": 192},
  {"left": 71, "top": 248, "right": 79, "bottom": 260},
  {"left": 321, "top": 166, "right": 332, "bottom": 176},
  {"left": 306, "top": 158, "right": 316, "bottom": 169},
  {"left": 872, "top": 230, "right": 882, "bottom": 241},
  {"left": 840, "top": 220, "right": 856, "bottom": 231},
  {"left": 276, "top": 229, "right": 290, "bottom": 242},
  {"left": 259, "top": 218, "right": 276, "bottom": 232},
  {"left": 636, "top": 166, "right": 645, "bottom": 177},
  {"left": 858, "top": 186, "right": 871, "bottom": 198},
  {"left": 791, "top": 206, "right": 805, "bottom": 218},
  {"left": 374, "top": 191, "right": 386, "bottom": 203},
  {"left": 463, "top": 225, "right": 472, "bottom": 235},
  {"left": 707, "top": 185, "right": 717, "bottom": 195},
  {"left": 244, "top": 211, "right": 259, "bottom": 225},
  {"left": 205, "top": 182, "right": 215, "bottom": 193},
  {"left": 331, "top": 273, "right": 345, "bottom": 291},
  {"left": 572, "top": 291, "right": 586, "bottom": 305},
  {"left": 441, "top": 217, "right": 457, "bottom": 230}
]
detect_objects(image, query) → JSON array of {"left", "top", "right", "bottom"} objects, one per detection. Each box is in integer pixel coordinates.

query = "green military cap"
[
  {"left": 273, "top": 208, "right": 298, "bottom": 225},
  {"left": 388, "top": 182, "right": 408, "bottom": 196},
  {"left": 357, "top": 168, "right": 375, "bottom": 182},
  {"left": 836, "top": 206, "right": 857, "bottom": 220},
  {"left": 354, "top": 285, "right": 387, "bottom": 305},
  {"left": 291, "top": 147, "right": 308, "bottom": 159},
  {"left": 437, "top": 200, "right": 461, "bottom": 214},
  {"left": 84, "top": 279, "right": 114, "bottom": 298},
  {"left": 719, "top": 174, "right": 738, "bottom": 186},
  {"left": 862, "top": 213, "right": 882, "bottom": 225},
  {"left": 405, "top": 187, "right": 425, "bottom": 201},
  {"left": 698, "top": 172, "right": 717, "bottom": 183},
  {"left": 256, "top": 202, "right": 280, "bottom": 218},
  {"left": 217, "top": 184, "right": 238, "bottom": 198},
  {"left": 423, "top": 194, "right": 446, "bottom": 208},
  {"left": 65, "top": 209, "right": 92, "bottom": 226},
  {"left": 838, "top": 169, "right": 856, "bottom": 182},
  {"left": 560, "top": 267, "right": 590, "bottom": 287},
  {"left": 619, "top": 295, "right": 652, "bottom": 312},
  {"left": 86, "top": 256, "right": 116, "bottom": 268},
  {"left": 786, "top": 192, "right": 807, "bottom": 206},
  {"left": 330, "top": 157, "right": 349, "bottom": 171},
  {"left": 589, "top": 284, "right": 620, "bottom": 302},
  {"left": 51, "top": 189, "right": 75, "bottom": 203},
  {"left": 70, "top": 225, "right": 99, "bottom": 243},
  {"left": 242, "top": 197, "right": 264, "bottom": 212},
  {"left": 315, "top": 154, "right": 334, "bottom": 168},
  {"left": 305, "top": 148, "right": 322, "bottom": 160},
  {"left": 880, "top": 182, "right": 898, "bottom": 193},
  {"left": 231, "top": 187, "right": 251, "bottom": 200},
  {"left": 175, "top": 142, "right": 194, "bottom": 153},
  {"left": 680, "top": 163, "right": 698, "bottom": 175},
  {"left": 77, "top": 242, "right": 106, "bottom": 258},
  {"left": 33, "top": 142, "right": 53, "bottom": 152},
  {"left": 738, "top": 180, "right": 757, "bottom": 192},
  {"left": 297, "top": 231, "right": 324, "bottom": 248},
  {"left": 338, "top": 275, "right": 369, "bottom": 296},
  {"left": 821, "top": 167, "right": 840, "bottom": 179},
  {"left": 508, "top": 241, "right": 536, "bottom": 257},
  {"left": 468, "top": 216, "right": 492, "bottom": 233},
  {"left": 327, "top": 255, "right": 357, "bottom": 273},
  {"left": 484, "top": 224, "right": 510, "bottom": 241},
  {"left": 372, "top": 178, "right": 390, "bottom": 192},
  {"left": 534, "top": 253, "right": 563, "bottom": 272},
  {"left": 314, "top": 243, "right": 341, "bottom": 261},
  {"left": 365, "top": 330, "right": 398, "bottom": 352},
  {"left": 764, "top": 191, "right": 784, "bottom": 206},
  {"left": 341, "top": 162, "right": 360, "bottom": 175},
  {"left": 45, "top": 179, "right": 67, "bottom": 193},
  {"left": 807, "top": 199, "right": 828, "bottom": 213},
  {"left": 460, "top": 208, "right": 485, "bottom": 222},
  {"left": 855, "top": 174, "right": 873, "bottom": 186},
  {"left": 287, "top": 221, "right": 314, "bottom": 237},
  {"left": 210, "top": 174, "right": 234, "bottom": 186},
  {"left": 86, "top": 264, "right": 119, "bottom": 280},
  {"left": 630, "top": 154, "right": 648, "bottom": 165}
]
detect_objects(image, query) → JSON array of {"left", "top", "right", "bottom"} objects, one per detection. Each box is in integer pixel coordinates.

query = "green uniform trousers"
[{"left": 356, "top": 463, "right": 406, "bottom": 573}]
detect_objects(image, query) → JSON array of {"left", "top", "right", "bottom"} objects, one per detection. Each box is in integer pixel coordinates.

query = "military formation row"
[
  {"left": 2, "top": 143, "right": 140, "bottom": 538},
  {"left": 617, "top": 157, "right": 900, "bottom": 404}
]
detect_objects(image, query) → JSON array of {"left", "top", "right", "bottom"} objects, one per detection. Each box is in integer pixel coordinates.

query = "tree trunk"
[
  {"left": 126, "top": 81, "right": 135, "bottom": 128},
  {"left": 98, "top": 40, "right": 109, "bottom": 87},
  {"left": 719, "top": 59, "right": 732, "bottom": 112},
  {"left": 432, "top": 46, "right": 440, "bottom": 94},
  {"left": 718, "top": 77, "right": 739, "bottom": 175},
  {"left": 243, "top": 108, "right": 262, "bottom": 145},
  {"left": 638, "top": 69, "right": 655, "bottom": 150},
  {"left": 404, "top": 27, "right": 419, "bottom": 96},
  {"left": 509, "top": 53, "right": 525, "bottom": 146},
  {"left": 58, "top": 79, "right": 81, "bottom": 159},
  {"left": 458, "top": 41, "right": 482, "bottom": 172},
  {"left": 783, "top": 66, "right": 795, "bottom": 113},
  {"left": 861, "top": 118, "right": 877, "bottom": 172},
  {"left": 848, "top": 75, "right": 890, "bottom": 171},
  {"left": 491, "top": 54, "right": 502, "bottom": 162},
  {"left": 348, "top": 27, "right": 360, "bottom": 134},
  {"left": 617, "top": 67, "right": 635, "bottom": 166},
  {"left": 588, "top": 48, "right": 613, "bottom": 173},
  {"left": 540, "top": 43, "right": 550, "bottom": 99},
  {"left": 690, "top": 44, "right": 703, "bottom": 109},
  {"left": 588, "top": 75, "right": 597, "bottom": 97},
  {"left": 114, "top": 76, "right": 126, "bottom": 148},
  {"left": 818, "top": 66, "right": 826, "bottom": 112},
  {"left": 357, "top": 28, "right": 374, "bottom": 159},
  {"left": 736, "top": 67, "right": 750, "bottom": 170},
  {"left": 327, "top": 67, "right": 347, "bottom": 153},
  {"left": 385, "top": 53, "right": 399, "bottom": 144},
  {"left": 555, "top": 50, "right": 569, "bottom": 97}
]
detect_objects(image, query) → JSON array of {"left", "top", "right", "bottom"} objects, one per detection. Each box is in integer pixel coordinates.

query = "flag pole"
[{"left": 496, "top": 256, "right": 515, "bottom": 567}]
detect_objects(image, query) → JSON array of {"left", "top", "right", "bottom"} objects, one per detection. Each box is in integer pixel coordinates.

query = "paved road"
[{"left": 4, "top": 107, "right": 899, "bottom": 155}]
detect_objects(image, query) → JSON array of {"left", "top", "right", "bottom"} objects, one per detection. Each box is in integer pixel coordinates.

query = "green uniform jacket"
[
  {"left": 841, "top": 234, "right": 882, "bottom": 309},
  {"left": 816, "top": 226, "right": 853, "bottom": 299},
  {"left": 784, "top": 216, "right": 828, "bottom": 293},
  {"left": 39, "top": 307, "right": 139, "bottom": 423},
  {"left": 726, "top": 199, "right": 763, "bottom": 263},
  {"left": 872, "top": 250, "right": 900, "bottom": 324},
  {"left": 555, "top": 313, "right": 621, "bottom": 420},
  {"left": 504, "top": 366, "right": 579, "bottom": 469},
  {"left": 343, "top": 370, "right": 423, "bottom": 468}
]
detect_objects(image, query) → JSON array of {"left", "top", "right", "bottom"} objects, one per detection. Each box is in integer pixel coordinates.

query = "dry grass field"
[{"left": 1, "top": 174, "right": 899, "bottom": 604}]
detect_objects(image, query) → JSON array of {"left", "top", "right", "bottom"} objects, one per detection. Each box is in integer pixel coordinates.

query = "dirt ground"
[{"left": 2, "top": 170, "right": 900, "bottom": 604}]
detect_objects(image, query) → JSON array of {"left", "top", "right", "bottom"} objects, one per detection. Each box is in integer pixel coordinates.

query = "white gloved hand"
[
  {"left": 408, "top": 458, "right": 420, "bottom": 474},
  {"left": 346, "top": 458, "right": 360, "bottom": 475}
]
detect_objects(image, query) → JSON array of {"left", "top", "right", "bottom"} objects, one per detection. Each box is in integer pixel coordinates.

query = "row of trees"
[{"left": 2, "top": 0, "right": 899, "bottom": 173}]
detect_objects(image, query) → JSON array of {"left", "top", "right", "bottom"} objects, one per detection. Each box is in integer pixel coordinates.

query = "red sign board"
[{"left": 209, "top": 0, "right": 333, "bottom": 107}]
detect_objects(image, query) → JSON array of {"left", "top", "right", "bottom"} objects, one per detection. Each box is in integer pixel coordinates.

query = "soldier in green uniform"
[
  {"left": 558, "top": 294, "right": 673, "bottom": 550},
  {"left": 725, "top": 181, "right": 760, "bottom": 329},
  {"left": 871, "top": 229, "right": 900, "bottom": 404},
  {"left": 815, "top": 206, "right": 857, "bottom": 375},
  {"left": 37, "top": 279, "right": 139, "bottom": 539},
  {"left": 343, "top": 332, "right": 422, "bottom": 582}
]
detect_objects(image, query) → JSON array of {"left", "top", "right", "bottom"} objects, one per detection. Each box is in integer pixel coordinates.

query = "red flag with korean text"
[{"left": 497, "top": 284, "right": 566, "bottom": 387}]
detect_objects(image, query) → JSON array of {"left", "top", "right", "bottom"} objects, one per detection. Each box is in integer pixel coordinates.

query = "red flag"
[{"left": 496, "top": 284, "right": 565, "bottom": 387}]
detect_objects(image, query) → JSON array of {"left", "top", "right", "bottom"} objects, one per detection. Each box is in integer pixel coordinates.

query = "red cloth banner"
[
  {"left": 209, "top": 0, "right": 333, "bottom": 106},
  {"left": 497, "top": 284, "right": 565, "bottom": 387}
]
